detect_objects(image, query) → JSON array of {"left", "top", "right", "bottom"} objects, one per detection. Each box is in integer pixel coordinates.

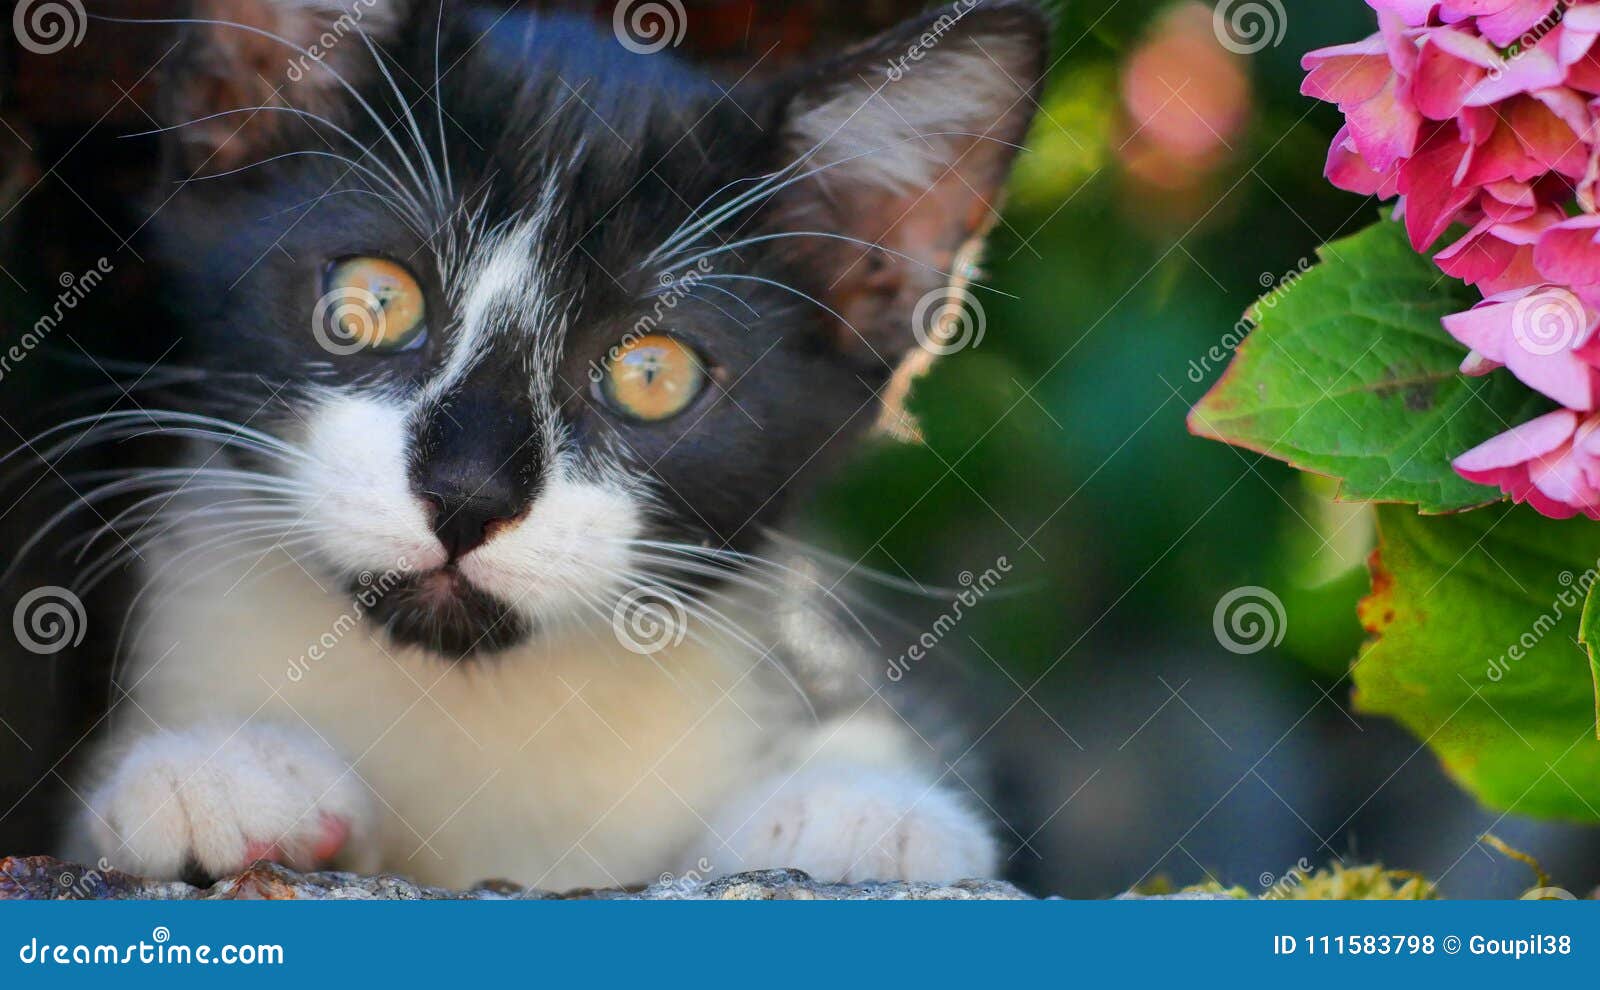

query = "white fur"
[
  {"left": 294, "top": 392, "right": 447, "bottom": 574},
  {"left": 689, "top": 720, "right": 996, "bottom": 883},
  {"left": 82, "top": 557, "right": 995, "bottom": 888},
  {"left": 71, "top": 722, "right": 378, "bottom": 880},
  {"left": 788, "top": 35, "right": 1034, "bottom": 191}
]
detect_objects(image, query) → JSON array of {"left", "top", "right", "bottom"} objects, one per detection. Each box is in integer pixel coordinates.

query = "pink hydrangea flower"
[
  {"left": 1301, "top": 1, "right": 1600, "bottom": 516},
  {"left": 1453, "top": 408, "right": 1600, "bottom": 518}
]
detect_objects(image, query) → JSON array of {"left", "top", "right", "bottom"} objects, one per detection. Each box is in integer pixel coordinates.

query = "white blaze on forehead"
[
  {"left": 430, "top": 216, "right": 547, "bottom": 400},
  {"left": 432, "top": 176, "right": 570, "bottom": 403}
]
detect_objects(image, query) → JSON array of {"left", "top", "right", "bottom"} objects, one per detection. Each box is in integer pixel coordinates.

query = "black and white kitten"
[{"left": 63, "top": 0, "right": 1045, "bottom": 889}]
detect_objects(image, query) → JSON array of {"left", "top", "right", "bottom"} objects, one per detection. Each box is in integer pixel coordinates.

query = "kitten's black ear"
[
  {"left": 162, "top": 0, "right": 416, "bottom": 172},
  {"left": 766, "top": 0, "right": 1048, "bottom": 366}
]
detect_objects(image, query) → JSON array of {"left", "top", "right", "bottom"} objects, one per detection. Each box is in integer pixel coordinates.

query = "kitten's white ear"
[
  {"left": 770, "top": 1, "right": 1048, "bottom": 364},
  {"left": 165, "top": 0, "right": 413, "bottom": 171}
]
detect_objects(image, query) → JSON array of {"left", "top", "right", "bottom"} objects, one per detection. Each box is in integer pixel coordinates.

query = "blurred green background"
[{"left": 805, "top": 0, "right": 1600, "bottom": 898}]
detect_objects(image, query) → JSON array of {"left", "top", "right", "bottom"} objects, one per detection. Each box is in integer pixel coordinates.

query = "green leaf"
[
  {"left": 1188, "top": 220, "right": 1549, "bottom": 513},
  {"left": 1578, "top": 583, "right": 1600, "bottom": 742},
  {"left": 1355, "top": 503, "right": 1600, "bottom": 820}
]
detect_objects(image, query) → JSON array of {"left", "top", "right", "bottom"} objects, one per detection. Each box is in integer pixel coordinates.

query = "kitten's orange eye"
[
  {"left": 600, "top": 335, "right": 706, "bottom": 422},
  {"left": 318, "top": 256, "right": 427, "bottom": 353}
]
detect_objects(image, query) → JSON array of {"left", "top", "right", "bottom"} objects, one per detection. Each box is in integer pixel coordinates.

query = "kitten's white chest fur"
[{"left": 99, "top": 545, "right": 790, "bottom": 889}]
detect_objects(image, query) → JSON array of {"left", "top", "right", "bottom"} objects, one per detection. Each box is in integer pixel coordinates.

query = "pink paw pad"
[{"left": 242, "top": 813, "right": 351, "bottom": 870}]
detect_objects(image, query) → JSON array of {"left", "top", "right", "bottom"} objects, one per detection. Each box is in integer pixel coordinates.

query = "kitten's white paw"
[
  {"left": 707, "top": 765, "right": 996, "bottom": 883},
  {"left": 78, "top": 723, "right": 376, "bottom": 882}
]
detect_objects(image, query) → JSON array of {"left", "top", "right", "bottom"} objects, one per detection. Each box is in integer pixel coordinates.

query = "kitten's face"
[{"left": 150, "top": 1, "right": 1043, "bottom": 657}]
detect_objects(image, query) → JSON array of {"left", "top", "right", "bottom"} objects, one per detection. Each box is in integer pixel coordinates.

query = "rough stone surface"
[{"left": 0, "top": 857, "right": 1033, "bottom": 901}]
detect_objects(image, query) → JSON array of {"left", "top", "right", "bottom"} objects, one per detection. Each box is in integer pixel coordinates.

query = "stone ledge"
[{"left": 0, "top": 856, "right": 1033, "bottom": 901}]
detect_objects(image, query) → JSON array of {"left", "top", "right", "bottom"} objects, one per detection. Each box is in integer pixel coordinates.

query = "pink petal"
[
  {"left": 1465, "top": 49, "right": 1565, "bottom": 104},
  {"left": 1325, "top": 127, "right": 1401, "bottom": 196},
  {"left": 1568, "top": 51, "right": 1600, "bottom": 93},
  {"left": 1458, "top": 120, "right": 1539, "bottom": 187},
  {"left": 1302, "top": 53, "right": 1393, "bottom": 105},
  {"left": 1530, "top": 86, "right": 1593, "bottom": 140},
  {"left": 1414, "top": 35, "right": 1487, "bottom": 119},
  {"left": 1301, "top": 35, "right": 1389, "bottom": 70},
  {"left": 1558, "top": 22, "right": 1600, "bottom": 67},
  {"left": 1479, "top": 246, "right": 1545, "bottom": 294},
  {"left": 1476, "top": 0, "right": 1568, "bottom": 48},
  {"left": 1565, "top": 5, "right": 1600, "bottom": 32},
  {"left": 1368, "top": 0, "right": 1440, "bottom": 28},
  {"left": 1453, "top": 409, "right": 1578, "bottom": 476},
  {"left": 1530, "top": 446, "right": 1600, "bottom": 506},
  {"left": 1507, "top": 96, "right": 1590, "bottom": 177},
  {"left": 1535, "top": 214, "right": 1600, "bottom": 286},
  {"left": 1435, "top": 221, "right": 1520, "bottom": 283},
  {"left": 1346, "top": 73, "right": 1424, "bottom": 172},
  {"left": 1504, "top": 350, "right": 1600, "bottom": 412},
  {"left": 1398, "top": 126, "right": 1475, "bottom": 248},
  {"left": 1480, "top": 179, "right": 1537, "bottom": 211},
  {"left": 1460, "top": 349, "right": 1504, "bottom": 375},
  {"left": 1443, "top": 296, "right": 1522, "bottom": 361}
]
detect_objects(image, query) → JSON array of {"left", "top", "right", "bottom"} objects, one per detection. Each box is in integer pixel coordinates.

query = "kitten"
[{"left": 57, "top": 0, "right": 1046, "bottom": 889}]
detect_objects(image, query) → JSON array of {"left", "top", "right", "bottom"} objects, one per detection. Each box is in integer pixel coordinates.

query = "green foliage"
[
  {"left": 1188, "top": 221, "right": 1549, "bottom": 513},
  {"left": 1355, "top": 504, "right": 1600, "bottom": 819}
]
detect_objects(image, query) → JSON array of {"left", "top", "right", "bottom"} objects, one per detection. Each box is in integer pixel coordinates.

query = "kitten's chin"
[{"left": 361, "top": 568, "right": 532, "bottom": 658}]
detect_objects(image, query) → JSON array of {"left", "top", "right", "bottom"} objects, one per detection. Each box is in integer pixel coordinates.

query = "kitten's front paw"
[
  {"left": 79, "top": 723, "right": 376, "bottom": 882},
  {"left": 709, "top": 765, "right": 996, "bottom": 883}
]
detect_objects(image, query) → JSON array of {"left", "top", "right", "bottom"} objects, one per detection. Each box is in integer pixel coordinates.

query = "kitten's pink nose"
[{"left": 424, "top": 489, "right": 520, "bottom": 561}]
